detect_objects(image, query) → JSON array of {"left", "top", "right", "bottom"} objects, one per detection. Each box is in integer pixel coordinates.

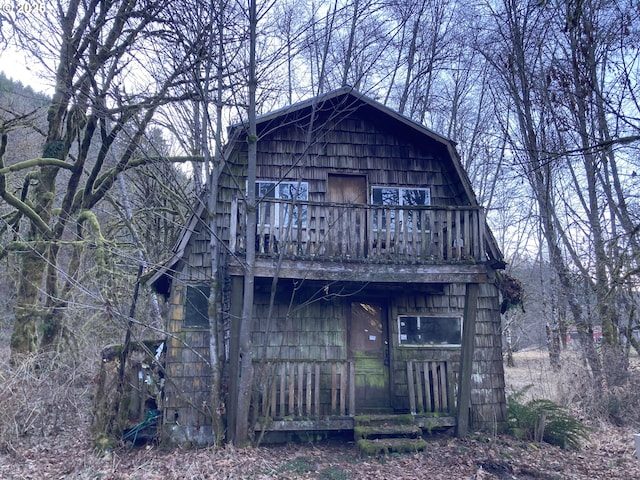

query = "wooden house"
[{"left": 148, "top": 88, "right": 507, "bottom": 447}]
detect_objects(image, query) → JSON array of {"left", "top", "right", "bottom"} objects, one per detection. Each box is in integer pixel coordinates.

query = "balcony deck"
[{"left": 229, "top": 199, "right": 491, "bottom": 283}]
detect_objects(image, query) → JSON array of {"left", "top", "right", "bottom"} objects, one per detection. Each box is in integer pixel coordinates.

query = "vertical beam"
[
  {"left": 457, "top": 282, "right": 478, "bottom": 437},
  {"left": 227, "top": 275, "right": 243, "bottom": 443}
]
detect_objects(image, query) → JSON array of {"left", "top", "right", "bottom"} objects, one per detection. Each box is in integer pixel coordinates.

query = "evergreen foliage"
[{"left": 507, "top": 386, "right": 589, "bottom": 449}]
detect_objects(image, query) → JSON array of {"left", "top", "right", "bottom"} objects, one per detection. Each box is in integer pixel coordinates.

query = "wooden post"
[
  {"left": 227, "top": 275, "right": 243, "bottom": 444},
  {"left": 457, "top": 282, "right": 478, "bottom": 437}
]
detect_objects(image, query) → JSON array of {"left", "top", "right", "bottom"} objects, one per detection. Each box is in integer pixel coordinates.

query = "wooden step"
[
  {"left": 354, "top": 414, "right": 415, "bottom": 427},
  {"left": 354, "top": 423, "right": 422, "bottom": 440},
  {"left": 354, "top": 414, "right": 428, "bottom": 455}
]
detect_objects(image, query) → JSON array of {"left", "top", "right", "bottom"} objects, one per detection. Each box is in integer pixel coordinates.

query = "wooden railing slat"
[
  {"left": 241, "top": 199, "right": 486, "bottom": 262},
  {"left": 349, "top": 361, "right": 356, "bottom": 416},
  {"left": 423, "top": 361, "right": 432, "bottom": 412},
  {"left": 340, "top": 363, "right": 347, "bottom": 415},
  {"left": 415, "top": 362, "right": 424, "bottom": 412},
  {"left": 306, "top": 363, "right": 312, "bottom": 415},
  {"left": 407, "top": 361, "right": 416, "bottom": 414}
]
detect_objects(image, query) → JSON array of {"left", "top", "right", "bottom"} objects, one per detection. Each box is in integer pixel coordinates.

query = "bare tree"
[{"left": 0, "top": 0, "right": 198, "bottom": 362}]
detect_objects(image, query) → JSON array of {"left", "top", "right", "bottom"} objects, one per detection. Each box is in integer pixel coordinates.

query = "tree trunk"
[{"left": 235, "top": 0, "right": 258, "bottom": 445}]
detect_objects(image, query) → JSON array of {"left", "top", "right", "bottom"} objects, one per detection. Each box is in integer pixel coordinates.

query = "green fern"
[{"left": 507, "top": 387, "right": 589, "bottom": 449}]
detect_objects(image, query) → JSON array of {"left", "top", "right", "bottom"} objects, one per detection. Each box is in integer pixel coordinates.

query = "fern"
[{"left": 507, "top": 387, "right": 589, "bottom": 449}]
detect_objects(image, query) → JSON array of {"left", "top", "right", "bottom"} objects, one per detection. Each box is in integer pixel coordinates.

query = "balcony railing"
[{"left": 232, "top": 199, "right": 486, "bottom": 263}]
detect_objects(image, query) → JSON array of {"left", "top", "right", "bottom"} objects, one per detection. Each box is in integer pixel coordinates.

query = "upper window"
[
  {"left": 398, "top": 315, "right": 462, "bottom": 346},
  {"left": 371, "top": 186, "right": 430, "bottom": 231},
  {"left": 255, "top": 181, "right": 308, "bottom": 227},
  {"left": 372, "top": 187, "right": 431, "bottom": 207}
]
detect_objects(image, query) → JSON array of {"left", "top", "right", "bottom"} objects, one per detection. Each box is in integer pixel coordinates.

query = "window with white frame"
[
  {"left": 398, "top": 315, "right": 462, "bottom": 346},
  {"left": 255, "top": 181, "right": 308, "bottom": 227},
  {"left": 371, "top": 186, "right": 430, "bottom": 231}
]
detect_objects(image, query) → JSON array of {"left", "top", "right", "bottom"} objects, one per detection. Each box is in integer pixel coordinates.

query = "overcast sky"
[{"left": 1, "top": 46, "right": 52, "bottom": 94}]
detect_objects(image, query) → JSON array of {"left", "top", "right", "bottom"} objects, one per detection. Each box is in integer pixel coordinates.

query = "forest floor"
[{"left": 2, "top": 349, "right": 640, "bottom": 479}]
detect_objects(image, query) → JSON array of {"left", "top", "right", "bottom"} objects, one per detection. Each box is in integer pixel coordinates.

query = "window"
[
  {"left": 372, "top": 186, "right": 430, "bottom": 231},
  {"left": 255, "top": 181, "right": 308, "bottom": 227},
  {"left": 398, "top": 315, "right": 462, "bottom": 346},
  {"left": 185, "top": 285, "right": 210, "bottom": 327}
]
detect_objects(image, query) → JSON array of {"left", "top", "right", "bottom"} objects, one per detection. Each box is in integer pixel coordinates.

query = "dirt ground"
[{"left": 2, "top": 349, "right": 640, "bottom": 479}]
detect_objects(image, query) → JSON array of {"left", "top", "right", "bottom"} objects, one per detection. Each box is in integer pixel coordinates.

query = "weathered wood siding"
[
  {"left": 470, "top": 282, "right": 507, "bottom": 428},
  {"left": 163, "top": 217, "right": 216, "bottom": 444},
  {"left": 159, "top": 92, "right": 506, "bottom": 441},
  {"left": 389, "top": 283, "right": 506, "bottom": 429},
  {"left": 251, "top": 288, "right": 346, "bottom": 361},
  {"left": 223, "top": 106, "right": 468, "bottom": 211}
]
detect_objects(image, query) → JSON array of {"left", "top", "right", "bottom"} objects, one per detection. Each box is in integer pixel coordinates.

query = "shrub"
[{"left": 507, "top": 386, "right": 590, "bottom": 449}]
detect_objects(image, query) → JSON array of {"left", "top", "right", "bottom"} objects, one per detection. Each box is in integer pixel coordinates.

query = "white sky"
[{"left": 1, "top": 46, "right": 53, "bottom": 94}]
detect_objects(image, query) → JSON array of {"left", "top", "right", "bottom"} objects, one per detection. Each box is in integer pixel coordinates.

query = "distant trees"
[{"left": 478, "top": 0, "right": 640, "bottom": 392}]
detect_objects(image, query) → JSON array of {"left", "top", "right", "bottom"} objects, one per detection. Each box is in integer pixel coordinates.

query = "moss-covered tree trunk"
[{"left": 10, "top": 250, "right": 43, "bottom": 359}]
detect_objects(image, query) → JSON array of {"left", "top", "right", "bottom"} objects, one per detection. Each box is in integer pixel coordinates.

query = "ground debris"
[{"left": 1, "top": 430, "right": 639, "bottom": 479}]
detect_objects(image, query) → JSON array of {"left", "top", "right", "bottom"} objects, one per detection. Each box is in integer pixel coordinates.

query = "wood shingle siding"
[{"left": 150, "top": 89, "right": 507, "bottom": 446}]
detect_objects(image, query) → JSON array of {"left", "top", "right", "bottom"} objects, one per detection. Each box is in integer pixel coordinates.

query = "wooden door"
[
  {"left": 328, "top": 174, "right": 367, "bottom": 204},
  {"left": 327, "top": 175, "right": 368, "bottom": 256},
  {"left": 349, "top": 301, "right": 390, "bottom": 412}
]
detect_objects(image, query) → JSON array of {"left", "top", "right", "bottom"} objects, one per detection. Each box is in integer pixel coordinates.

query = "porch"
[
  {"left": 232, "top": 199, "right": 486, "bottom": 264},
  {"left": 250, "top": 359, "right": 457, "bottom": 433}
]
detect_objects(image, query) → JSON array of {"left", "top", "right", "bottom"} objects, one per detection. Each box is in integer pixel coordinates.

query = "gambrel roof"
[{"left": 146, "top": 88, "right": 505, "bottom": 293}]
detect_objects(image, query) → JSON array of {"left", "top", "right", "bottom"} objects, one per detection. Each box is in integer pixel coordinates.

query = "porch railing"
[
  {"left": 252, "top": 360, "right": 355, "bottom": 419},
  {"left": 232, "top": 199, "right": 485, "bottom": 262},
  {"left": 406, "top": 360, "right": 457, "bottom": 415}
]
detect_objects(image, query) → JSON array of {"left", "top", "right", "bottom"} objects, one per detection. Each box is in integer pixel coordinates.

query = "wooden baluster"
[
  {"left": 306, "top": 363, "right": 312, "bottom": 416},
  {"left": 431, "top": 362, "right": 441, "bottom": 411},
  {"left": 314, "top": 363, "right": 320, "bottom": 417},
  {"left": 439, "top": 362, "right": 449, "bottom": 411},
  {"left": 415, "top": 361, "right": 424, "bottom": 413},
  {"left": 331, "top": 362, "right": 338, "bottom": 414},
  {"left": 349, "top": 361, "right": 356, "bottom": 416},
  {"left": 340, "top": 362, "right": 347, "bottom": 416},
  {"left": 407, "top": 360, "right": 416, "bottom": 414},
  {"left": 269, "top": 364, "right": 277, "bottom": 418},
  {"left": 288, "top": 362, "right": 295, "bottom": 417},
  {"left": 279, "top": 363, "right": 286, "bottom": 417},
  {"left": 297, "top": 363, "right": 304, "bottom": 416}
]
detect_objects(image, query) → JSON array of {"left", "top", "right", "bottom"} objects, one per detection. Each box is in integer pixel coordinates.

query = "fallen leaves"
[{"left": 1, "top": 428, "right": 640, "bottom": 480}]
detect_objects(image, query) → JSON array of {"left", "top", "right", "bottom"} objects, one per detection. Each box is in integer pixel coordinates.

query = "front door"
[{"left": 349, "top": 301, "right": 390, "bottom": 412}]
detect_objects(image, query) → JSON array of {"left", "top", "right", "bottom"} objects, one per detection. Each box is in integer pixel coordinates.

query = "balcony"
[{"left": 232, "top": 198, "right": 486, "bottom": 264}]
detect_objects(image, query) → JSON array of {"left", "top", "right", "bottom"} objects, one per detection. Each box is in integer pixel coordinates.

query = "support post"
[
  {"left": 227, "top": 275, "right": 244, "bottom": 443},
  {"left": 457, "top": 282, "right": 478, "bottom": 437}
]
